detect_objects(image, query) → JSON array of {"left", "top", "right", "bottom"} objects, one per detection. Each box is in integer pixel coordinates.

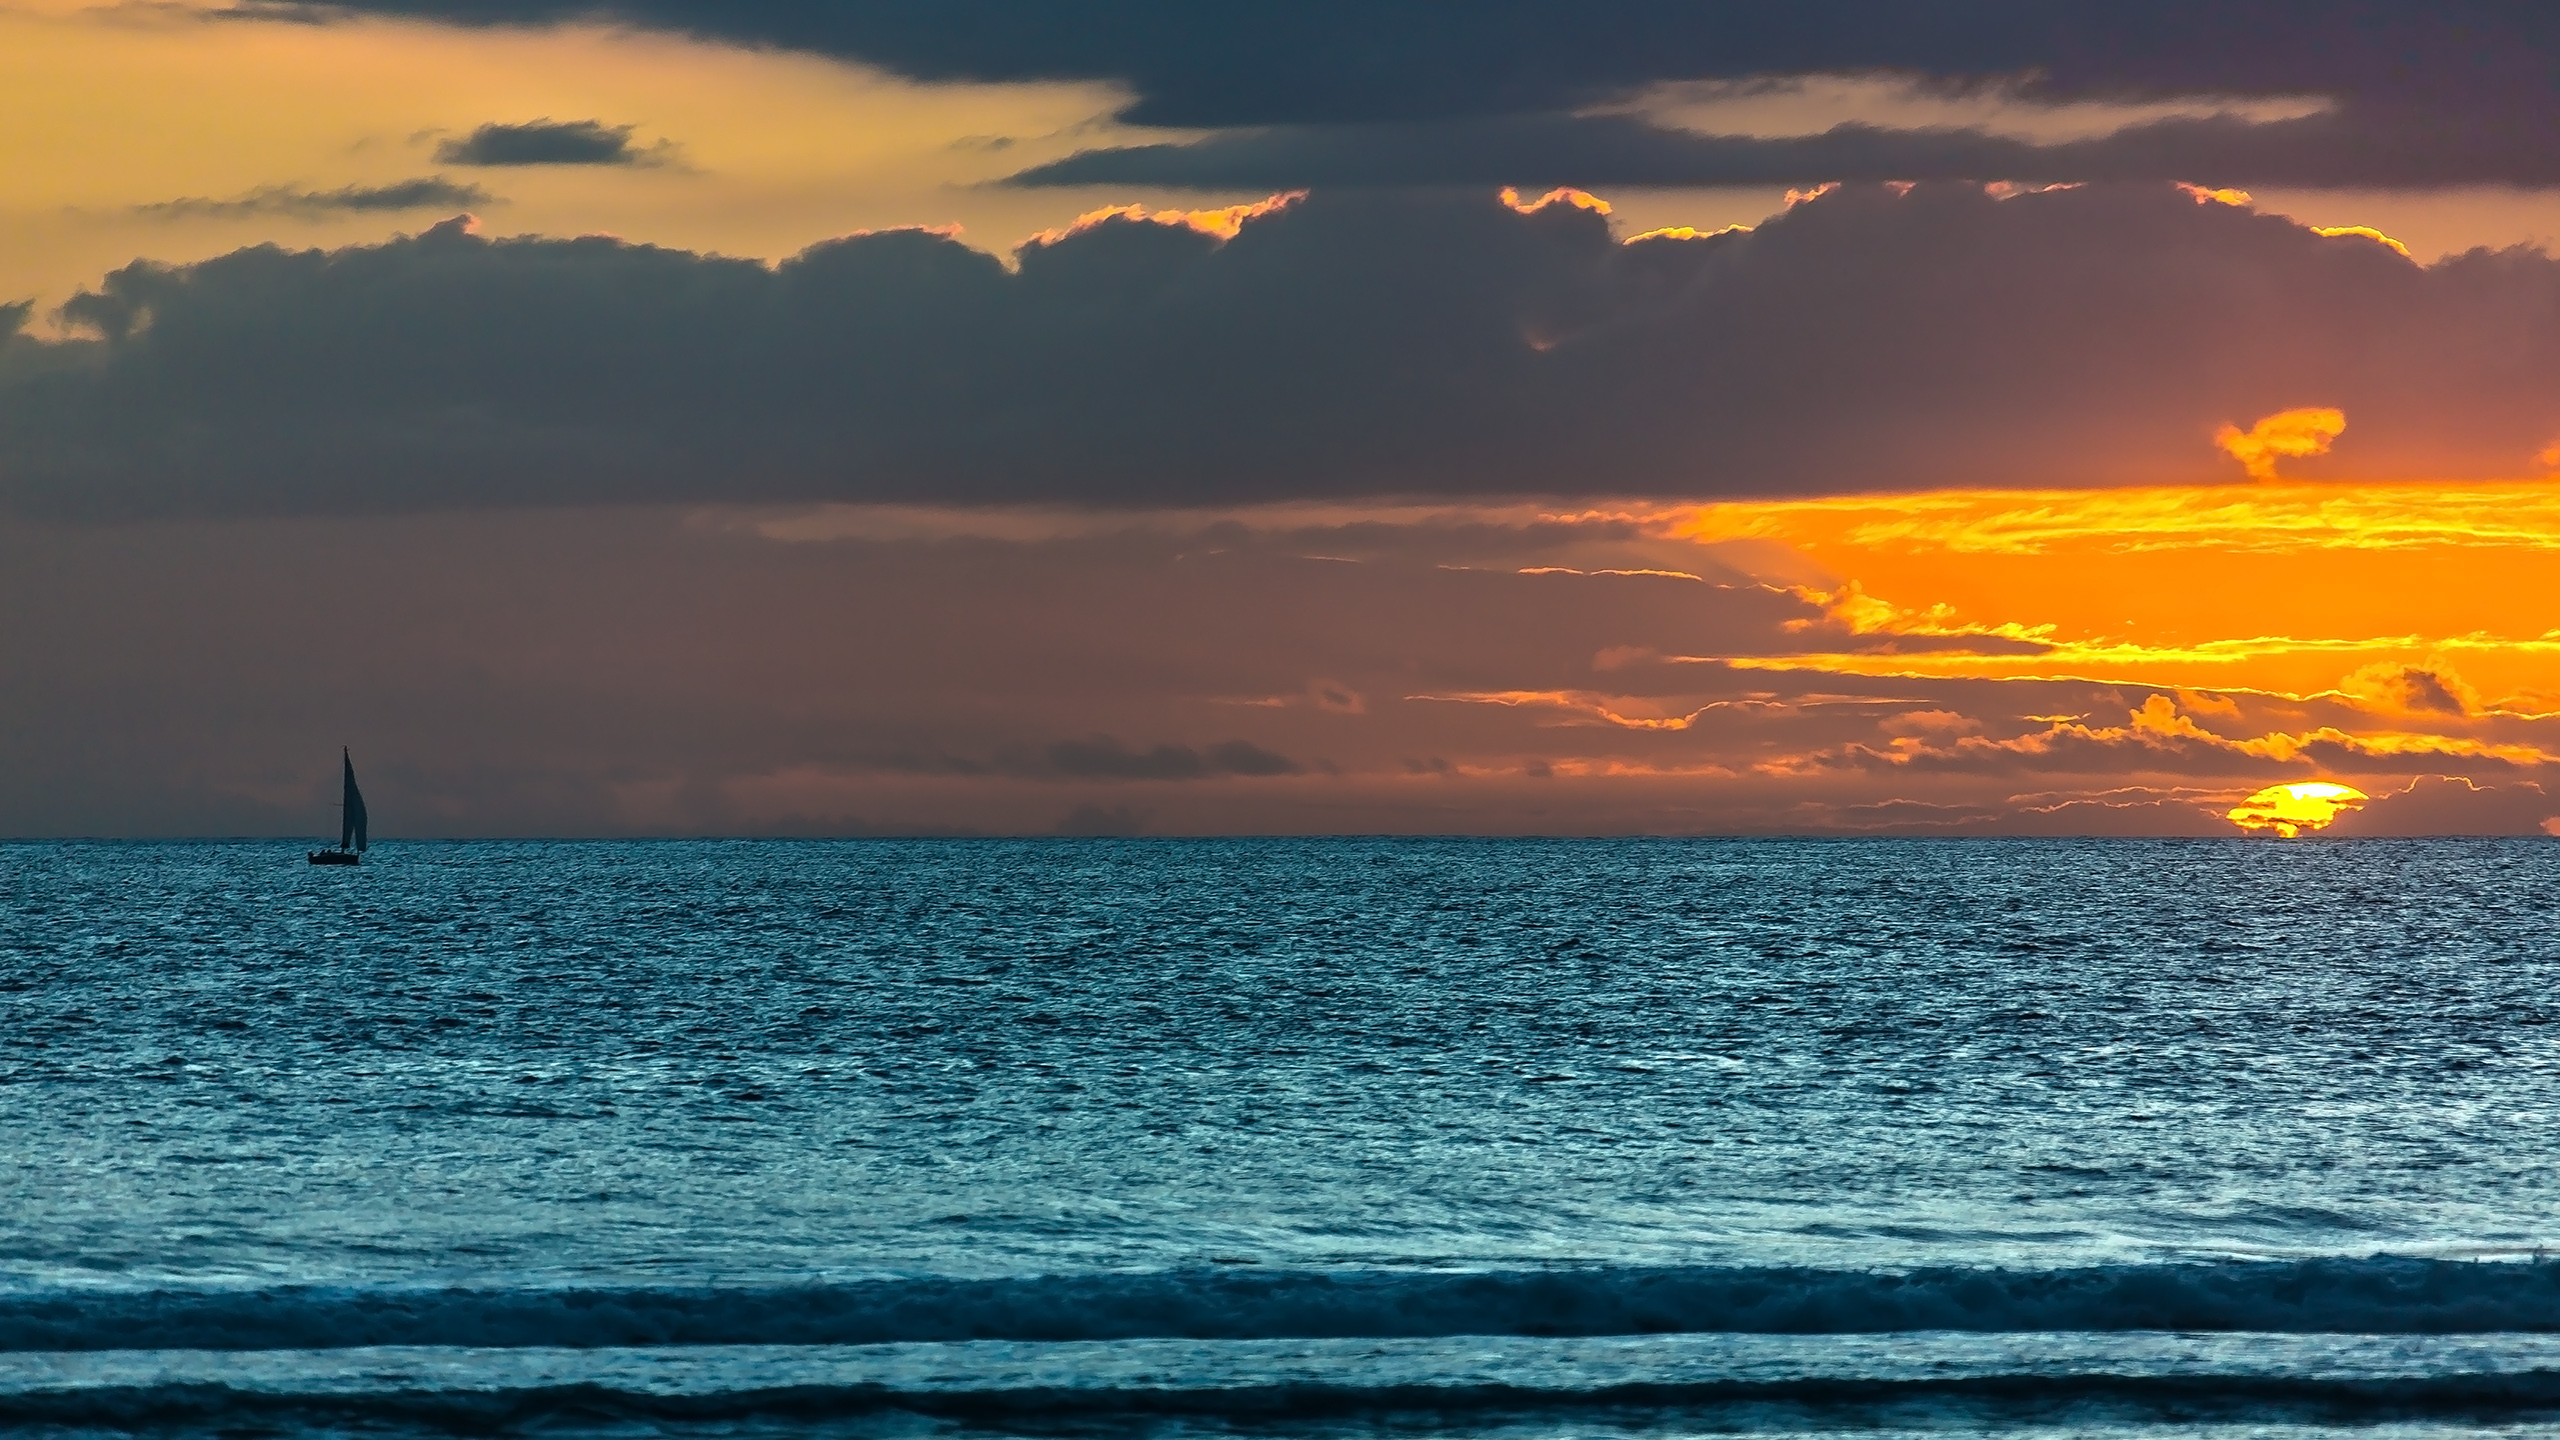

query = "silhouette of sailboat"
[{"left": 308, "top": 749, "right": 368, "bottom": 866}]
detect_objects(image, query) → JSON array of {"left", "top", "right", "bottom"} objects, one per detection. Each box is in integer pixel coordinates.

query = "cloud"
[
  {"left": 13, "top": 183, "right": 2560, "bottom": 518},
  {"left": 1776, "top": 694, "right": 2560, "bottom": 781},
  {"left": 434, "top": 119, "right": 671, "bottom": 167},
  {"left": 1044, "top": 735, "right": 1303, "bottom": 780},
  {"left": 132, "top": 176, "right": 495, "bottom": 220},
  {"left": 192, "top": 2, "right": 2560, "bottom": 197},
  {"left": 2216, "top": 406, "right": 2346, "bottom": 481},
  {"left": 281, "top": 3, "right": 2560, "bottom": 135},
  {"left": 2323, "top": 775, "right": 2560, "bottom": 836},
  {"left": 2337, "top": 662, "right": 2479, "bottom": 717},
  {"left": 1005, "top": 106, "right": 2560, "bottom": 192}
]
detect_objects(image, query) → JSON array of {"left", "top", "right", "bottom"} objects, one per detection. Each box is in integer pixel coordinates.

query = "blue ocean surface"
[{"left": 4, "top": 836, "right": 2559, "bottom": 1437}]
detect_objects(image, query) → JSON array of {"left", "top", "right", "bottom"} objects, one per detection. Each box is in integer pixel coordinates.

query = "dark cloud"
[
  {"left": 1010, "top": 107, "right": 2560, "bottom": 191},
  {"left": 132, "top": 177, "right": 495, "bottom": 220},
  {"left": 434, "top": 119, "right": 666, "bottom": 167},
  {"left": 274, "top": 2, "right": 2558, "bottom": 127},
  {"left": 10, "top": 184, "right": 2560, "bottom": 518},
  {"left": 1046, "top": 735, "right": 1302, "bottom": 780},
  {"left": 265, "top": 2, "right": 2560, "bottom": 187},
  {"left": 2325, "top": 776, "right": 2559, "bottom": 836}
]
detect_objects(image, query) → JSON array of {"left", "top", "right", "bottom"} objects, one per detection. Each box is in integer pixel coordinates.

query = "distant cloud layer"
[
  {"left": 7, "top": 183, "right": 2558, "bottom": 518},
  {"left": 133, "top": 176, "right": 494, "bottom": 220},
  {"left": 434, "top": 119, "right": 666, "bottom": 167},
  {"left": 287, "top": 1, "right": 2560, "bottom": 186},
  {"left": 1004, "top": 107, "right": 2560, "bottom": 191}
]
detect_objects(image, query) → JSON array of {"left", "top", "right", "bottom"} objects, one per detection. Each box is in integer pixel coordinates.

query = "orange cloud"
[
  {"left": 1765, "top": 694, "right": 2560, "bottom": 778},
  {"left": 2216, "top": 407, "right": 2347, "bottom": 481},
  {"left": 2337, "top": 661, "right": 2479, "bottom": 716},
  {"left": 2178, "top": 184, "right": 2255, "bottom": 206},
  {"left": 1781, "top": 580, "right": 2052, "bottom": 647},
  {"left": 1662, "top": 480, "right": 2560, "bottom": 556}
]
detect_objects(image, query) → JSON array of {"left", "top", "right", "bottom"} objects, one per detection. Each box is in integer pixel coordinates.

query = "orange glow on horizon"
[{"left": 1641, "top": 475, "right": 2560, "bottom": 719}]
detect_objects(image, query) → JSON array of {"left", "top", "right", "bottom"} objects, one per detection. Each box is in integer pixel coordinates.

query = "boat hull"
[{"left": 307, "top": 850, "right": 361, "bottom": 866}]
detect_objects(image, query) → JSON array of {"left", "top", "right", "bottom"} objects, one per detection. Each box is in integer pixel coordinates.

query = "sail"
[{"left": 341, "top": 750, "right": 369, "bottom": 853}]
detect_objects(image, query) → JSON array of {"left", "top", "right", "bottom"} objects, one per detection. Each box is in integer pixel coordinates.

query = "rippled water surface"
[{"left": 4, "top": 837, "right": 2558, "bottom": 1435}]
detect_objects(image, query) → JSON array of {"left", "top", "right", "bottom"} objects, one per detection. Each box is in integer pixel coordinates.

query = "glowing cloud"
[
  {"left": 1624, "top": 223, "right": 1751, "bottom": 243},
  {"left": 2216, "top": 407, "right": 2347, "bottom": 482},
  {"left": 1025, "top": 192, "right": 1306, "bottom": 246},
  {"left": 1499, "top": 186, "right": 1611, "bottom": 215},
  {"left": 2311, "top": 224, "right": 2413, "bottom": 259},
  {"left": 2227, "top": 781, "right": 2370, "bottom": 837},
  {"left": 2178, "top": 184, "right": 2254, "bottom": 207}
]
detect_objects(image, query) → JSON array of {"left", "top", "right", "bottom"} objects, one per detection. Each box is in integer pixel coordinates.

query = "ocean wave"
[
  {"left": 8, "top": 1259, "right": 2560, "bottom": 1352},
  {"left": 14, "top": 1371, "right": 2560, "bottom": 1434}
]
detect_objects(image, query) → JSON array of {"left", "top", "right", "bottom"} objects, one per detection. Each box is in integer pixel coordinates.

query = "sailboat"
[{"left": 308, "top": 748, "right": 368, "bottom": 866}]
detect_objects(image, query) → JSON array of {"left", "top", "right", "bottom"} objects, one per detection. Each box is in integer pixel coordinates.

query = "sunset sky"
[{"left": 7, "top": 0, "right": 2560, "bottom": 838}]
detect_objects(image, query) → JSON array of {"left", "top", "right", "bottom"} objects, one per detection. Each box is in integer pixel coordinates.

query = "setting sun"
[{"left": 2228, "top": 781, "right": 2371, "bottom": 837}]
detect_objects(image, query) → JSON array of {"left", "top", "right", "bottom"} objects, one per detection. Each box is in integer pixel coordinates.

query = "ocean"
[{"left": 4, "top": 836, "right": 2559, "bottom": 1438}]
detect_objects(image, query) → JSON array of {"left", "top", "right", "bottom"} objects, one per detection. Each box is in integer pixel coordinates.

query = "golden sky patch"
[{"left": 0, "top": 0, "right": 1266, "bottom": 313}]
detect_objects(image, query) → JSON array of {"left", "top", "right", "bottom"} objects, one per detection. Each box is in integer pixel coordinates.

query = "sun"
[{"left": 2227, "top": 781, "right": 2370, "bottom": 838}]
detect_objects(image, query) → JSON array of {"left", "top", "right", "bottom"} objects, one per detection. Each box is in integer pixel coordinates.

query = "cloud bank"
[
  {"left": 9, "top": 183, "right": 2560, "bottom": 518},
  {"left": 277, "top": 1, "right": 2560, "bottom": 187},
  {"left": 278, "top": 2, "right": 2553, "bottom": 127}
]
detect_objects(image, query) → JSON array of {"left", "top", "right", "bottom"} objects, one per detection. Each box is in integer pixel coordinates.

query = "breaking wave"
[{"left": 9, "top": 1258, "right": 2560, "bottom": 1352}]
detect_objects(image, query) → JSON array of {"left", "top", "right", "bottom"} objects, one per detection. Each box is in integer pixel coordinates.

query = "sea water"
[{"left": 3, "top": 836, "right": 2559, "bottom": 1437}]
